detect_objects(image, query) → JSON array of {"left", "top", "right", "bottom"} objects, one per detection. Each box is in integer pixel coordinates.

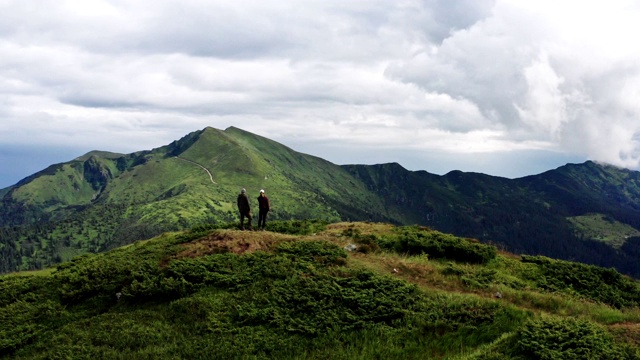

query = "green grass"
[
  {"left": 2, "top": 221, "right": 640, "bottom": 359},
  {"left": 568, "top": 213, "right": 640, "bottom": 248}
]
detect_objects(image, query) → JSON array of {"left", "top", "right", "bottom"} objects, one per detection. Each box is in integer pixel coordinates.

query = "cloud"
[
  {"left": 0, "top": 0, "right": 639, "bottom": 188},
  {"left": 385, "top": 0, "right": 640, "bottom": 168},
  {"left": 515, "top": 52, "right": 567, "bottom": 138}
]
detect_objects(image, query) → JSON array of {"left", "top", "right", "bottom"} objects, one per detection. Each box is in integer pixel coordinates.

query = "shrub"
[
  {"left": 275, "top": 240, "right": 347, "bottom": 266},
  {"left": 0, "top": 275, "right": 55, "bottom": 307},
  {"left": 123, "top": 241, "right": 348, "bottom": 302},
  {"left": 521, "top": 255, "right": 640, "bottom": 308},
  {"left": 266, "top": 219, "right": 329, "bottom": 235},
  {"left": 353, "top": 233, "right": 381, "bottom": 254},
  {"left": 512, "top": 317, "right": 637, "bottom": 359},
  {"left": 0, "top": 299, "right": 68, "bottom": 354},
  {"left": 234, "top": 269, "right": 420, "bottom": 335},
  {"left": 376, "top": 227, "right": 497, "bottom": 264},
  {"left": 54, "top": 254, "right": 160, "bottom": 306}
]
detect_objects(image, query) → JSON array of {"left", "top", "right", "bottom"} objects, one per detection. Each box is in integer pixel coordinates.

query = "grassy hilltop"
[
  {"left": 4, "top": 126, "right": 640, "bottom": 278},
  {"left": 2, "top": 221, "right": 640, "bottom": 359}
]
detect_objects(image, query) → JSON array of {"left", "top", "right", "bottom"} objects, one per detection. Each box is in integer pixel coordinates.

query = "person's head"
[
  {"left": 260, "top": 189, "right": 265, "bottom": 196},
  {"left": 241, "top": 188, "right": 246, "bottom": 194}
]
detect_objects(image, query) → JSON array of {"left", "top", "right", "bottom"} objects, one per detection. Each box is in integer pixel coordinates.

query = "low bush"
[
  {"left": 0, "top": 275, "right": 55, "bottom": 307},
  {"left": 521, "top": 255, "right": 640, "bottom": 308},
  {"left": 235, "top": 270, "right": 420, "bottom": 335},
  {"left": 511, "top": 317, "right": 638, "bottom": 359},
  {"left": 266, "top": 219, "right": 329, "bottom": 235},
  {"left": 120, "top": 240, "right": 347, "bottom": 303},
  {"left": 373, "top": 227, "right": 497, "bottom": 264},
  {"left": 0, "top": 299, "right": 68, "bottom": 353},
  {"left": 275, "top": 239, "right": 346, "bottom": 265}
]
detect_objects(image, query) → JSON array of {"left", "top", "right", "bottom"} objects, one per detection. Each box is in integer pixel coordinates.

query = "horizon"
[
  {"left": 1, "top": 1, "right": 637, "bottom": 188},
  {"left": 0, "top": 126, "right": 590, "bottom": 189}
]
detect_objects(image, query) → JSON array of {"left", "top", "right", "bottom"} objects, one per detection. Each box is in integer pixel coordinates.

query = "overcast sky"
[{"left": 1, "top": 0, "right": 639, "bottom": 188}]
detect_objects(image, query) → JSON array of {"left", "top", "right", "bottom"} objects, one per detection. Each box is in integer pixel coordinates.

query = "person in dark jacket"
[
  {"left": 237, "top": 188, "right": 252, "bottom": 230},
  {"left": 257, "top": 189, "right": 270, "bottom": 230}
]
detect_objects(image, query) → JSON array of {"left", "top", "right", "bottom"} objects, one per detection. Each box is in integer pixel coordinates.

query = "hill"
[
  {"left": 0, "top": 127, "right": 391, "bottom": 273},
  {"left": 343, "top": 161, "right": 640, "bottom": 276},
  {"left": 3, "top": 126, "right": 640, "bottom": 277},
  {"left": 2, "top": 221, "right": 640, "bottom": 359}
]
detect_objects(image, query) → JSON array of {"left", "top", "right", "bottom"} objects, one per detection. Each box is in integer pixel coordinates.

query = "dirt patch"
[
  {"left": 609, "top": 322, "right": 640, "bottom": 347},
  {"left": 176, "top": 232, "right": 236, "bottom": 259},
  {"left": 174, "top": 230, "right": 297, "bottom": 259},
  {"left": 323, "top": 221, "right": 396, "bottom": 236}
]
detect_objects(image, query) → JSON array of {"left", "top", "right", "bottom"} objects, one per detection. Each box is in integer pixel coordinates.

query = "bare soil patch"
[{"left": 175, "top": 230, "right": 297, "bottom": 259}]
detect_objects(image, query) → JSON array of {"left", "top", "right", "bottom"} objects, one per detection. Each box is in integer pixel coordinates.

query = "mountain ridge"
[{"left": 2, "top": 126, "right": 640, "bottom": 277}]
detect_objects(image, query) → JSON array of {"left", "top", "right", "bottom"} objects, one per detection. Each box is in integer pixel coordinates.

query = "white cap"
[{"left": 260, "top": 189, "right": 264, "bottom": 193}]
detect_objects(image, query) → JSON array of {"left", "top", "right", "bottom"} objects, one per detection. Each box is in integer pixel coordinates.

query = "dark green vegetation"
[
  {"left": 344, "top": 161, "right": 640, "bottom": 278},
  {"left": 3, "top": 222, "right": 640, "bottom": 359},
  {"left": 3, "top": 126, "right": 640, "bottom": 278}
]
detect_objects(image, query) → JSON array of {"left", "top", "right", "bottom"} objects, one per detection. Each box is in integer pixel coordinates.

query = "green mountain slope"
[
  {"left": 343, "top": 161, "right": 640, "bottom": 277},
  {"left": 2, "top": 222, "right": 640, "bottom": 359},
  {"left": 0, "top": 127, "right": 392, "bottom": 273},
  {"left": 3, "top": 126, "right": 640, "bottom": 278}
]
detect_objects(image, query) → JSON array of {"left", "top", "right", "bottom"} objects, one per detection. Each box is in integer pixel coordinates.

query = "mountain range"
[{"left": 2, "top": 126, "right": 640, "bottom": 277}]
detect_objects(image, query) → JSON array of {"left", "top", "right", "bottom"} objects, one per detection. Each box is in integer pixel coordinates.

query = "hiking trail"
[{"left": 175, "top": 156, "right": 216, "bottom": 184}]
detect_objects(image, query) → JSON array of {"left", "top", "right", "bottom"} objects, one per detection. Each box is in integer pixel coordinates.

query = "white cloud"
[
  {"left": 1, "top": 0, "right": 640, "bottom": 187},
  {"left": 385, "top": 0, "right": 640, "bottom": 169},
  {"left": 515, "top": 52, "right": 567, "bottom": 138}
]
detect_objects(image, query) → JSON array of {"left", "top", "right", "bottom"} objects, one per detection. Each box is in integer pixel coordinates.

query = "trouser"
[
  {"left": 240, "top": 211, "right": 252, "bottom": 230},
  {"left": 258, "top": 209, "right": 269, "bottom": 229}
]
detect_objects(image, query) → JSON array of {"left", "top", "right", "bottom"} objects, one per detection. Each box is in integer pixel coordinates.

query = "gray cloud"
[{"left": 0, "top": 0, "right": 639, "bottom": 188}]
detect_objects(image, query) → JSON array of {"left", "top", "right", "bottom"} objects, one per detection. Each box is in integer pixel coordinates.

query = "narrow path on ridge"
[{"left": 174, "top": 156, "right": 217, "bottom": 184}]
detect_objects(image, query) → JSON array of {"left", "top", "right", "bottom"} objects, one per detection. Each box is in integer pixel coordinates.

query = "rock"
[{"left": 344, "top": 244, "right": 357, "bottom": 252}]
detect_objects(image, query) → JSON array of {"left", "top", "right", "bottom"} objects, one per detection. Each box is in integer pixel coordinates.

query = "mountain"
[
  {"left": 2, "top": 126, "right": 640, "bottom": 277},
  {"left": 2, "top": 222, "right": 639, "bottom": 358},
  {"left": 345, "top": 161, "right": 640, "bottom": 276},
  {"left": 0, "top": 127, "right": 391, "bottom": 273}
]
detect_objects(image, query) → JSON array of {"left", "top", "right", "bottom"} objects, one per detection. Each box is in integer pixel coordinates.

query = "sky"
[{"left": 2, "top": 0, "right": 640, "bottom": 188}]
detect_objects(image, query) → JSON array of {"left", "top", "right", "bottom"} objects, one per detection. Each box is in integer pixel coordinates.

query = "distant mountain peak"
[
  {"left": 591, "top": 160, "right": 628, "bottom": 171},
  {"left": 74, "top": 150, "right": 126, "bottom": 162}
]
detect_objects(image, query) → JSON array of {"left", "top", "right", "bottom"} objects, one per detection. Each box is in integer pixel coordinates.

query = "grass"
[
  {"left": 3, "top": 221, "right": 640, "bottom": 359},
  {"left": 3, "top": 267, "right": 55, "bottom": 277},
  {"left": 568, "top": 213, "right": 640, "bottom": 248}
]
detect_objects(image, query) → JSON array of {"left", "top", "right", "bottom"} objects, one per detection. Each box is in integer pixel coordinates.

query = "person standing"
[
  {"left": 257, "top": 189, "right": 270, "bottom": 230},
  {"left": 237, "top": 188, "right": 252, "bottom": 230}
]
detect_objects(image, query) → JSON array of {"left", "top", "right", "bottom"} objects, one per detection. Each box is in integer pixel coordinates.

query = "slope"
[
  {"left": 343, "top": 161, "right": 640, "bottom": 277},
  {"left": 2, "top": 221, "right": 639, "bottom": 359},
  {"left": 0, "top": 127, "right": 392, "bottom": 273}
]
